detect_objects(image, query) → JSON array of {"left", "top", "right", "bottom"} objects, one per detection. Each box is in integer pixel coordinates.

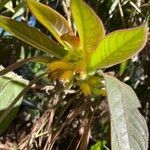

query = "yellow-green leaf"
[
  {"left": 71, "top": 0, "right": 105, "bottom": 52},
  {"left": 0, "top": 15, "right": 66, "bottom": 58},
  {"left": 89, "top": 23, "right": 148, "bottom": 70},
  {"left": 27, "top": 0, "right": 72, "bottom": 47}
]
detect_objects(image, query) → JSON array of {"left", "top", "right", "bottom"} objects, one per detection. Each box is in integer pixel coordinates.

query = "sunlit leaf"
[
  {"left": 0, "top": 15, "right": 66, "bottom": 58},
  {"left": 89, "top": 23, "right": 148, "bottom": 70},
  {"left": 90, "top": 140, "right": 107, "bottom": 150},
  {"left": 104, "top": 74, "right": 148, "bottom": 150},
  {"left": 0, "top": 66, "right": 28, "bottom": 134},
  {"left": 71, "top": 0, "right": 105, "bottom": 52},
  {"left": 27, "top": 0, "right": 72, "bottom": 47}
]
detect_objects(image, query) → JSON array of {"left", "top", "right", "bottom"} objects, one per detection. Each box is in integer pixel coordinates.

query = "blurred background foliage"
[{"left": 0, "top": 0, "right": 149, "bottom": 149}]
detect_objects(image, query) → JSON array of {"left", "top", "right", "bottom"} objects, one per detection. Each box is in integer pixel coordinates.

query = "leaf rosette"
[{"left": 0, "top": 0, "right": 148, "bottom": 149}]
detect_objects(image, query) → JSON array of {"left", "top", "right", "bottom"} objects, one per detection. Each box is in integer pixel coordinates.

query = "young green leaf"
[
  {"left": 0, "top": 15, "right": 66, "bottom": 58},
  {"left": 90, "top": 141, "right": 107, "bottom": 150},
  {"left": 89, "top": 23, "right": 148, "bottom": 70},
  {"left": 27, "top": 0, "right": 72, "bottom": 47},
  {"left": 61, "top": 33, "right": 80, "bottom": 50},
  {"left": 104, "top": 74, "right": 148, "bottom": 150},
  {"left": 0, "top": 66, "right": 28, "bottom": 134},
  {"left": 71, "top": 0, "right": 105, "bottom": 52},
  {"left": 119, "top": 61, "right": 128, "bottom": 76}
]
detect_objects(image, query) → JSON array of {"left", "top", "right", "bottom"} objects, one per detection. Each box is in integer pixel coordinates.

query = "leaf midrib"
[
  {"left": 3, "top": 23, "right": 63, "bottom": 58},
  {"left": 113, "top": 81, "right": 145, "bottom": 150},
  {"left": 117, "top": 82, "right": 132, "bottom": 150}
]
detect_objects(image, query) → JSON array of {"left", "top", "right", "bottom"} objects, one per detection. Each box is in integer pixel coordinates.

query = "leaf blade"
[
  {"left": 89, "top": 24, "right": 148, "bottom": 70},
  {"left": 0, "top": 72, "right": 47, "bottom": 128},
  {"left": 71, "top": 0, "right": 105, "bottom": 51},
  {"left": 27, "top": 0, "right": 72, "bottom": 47},
  {"left": 0, "top": 66, "right": 28, "bottom": 134},
  {"left": 103, "top": 74, "right": 148, "bottom": 150},
  {"left": 0, "top": 15, "right": 66, "bottom": 58}
]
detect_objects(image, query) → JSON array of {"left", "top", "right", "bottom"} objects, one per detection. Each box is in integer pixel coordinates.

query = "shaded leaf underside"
[
  {"left": 0, "top": 66, "right": 28, "bottom": 134},
  {"left": 104, "top": 74, "right": 148, "bottom": 150}
]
